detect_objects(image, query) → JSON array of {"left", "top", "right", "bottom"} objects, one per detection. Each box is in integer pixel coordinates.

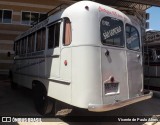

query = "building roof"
[
  {"left": 66, "top": 0, "right": 160, "bottom": 11},
  {"left": 93, "top": 0, "right": 151, "bottom": 11}
]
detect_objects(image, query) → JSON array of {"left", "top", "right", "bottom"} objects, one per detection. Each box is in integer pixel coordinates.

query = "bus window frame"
[
  {"left": 20, "top": 38, "right": 24, "bottom": 55},
  {"left": 100, "top": 16, "right": 125, "bottom": 48},
  {"left": 36, "top": 28, "right": 46, "bottom": 52},
  {"left": 20, "top": 37, "right": 27, "bottom": 56},
  {"left": 41, "top": 28, "right": 46, "bottom": 51},
  {"left": 27, "top": 34, "right": 32, "bottom": 53},
  {"left": 47, "top": 20, "right": 62, "bottom": 50},
  {"left": 63, "top": 17, "right": 72, "bottom": 46},
  {"left": 125, "top": 23, "right": 141, "bottom": 52},
  {"left": 16, "top": 40, "right": 20, "bottom": 55},
  {"left": 27, "top": 33, "right": 36, "bottom": 53}
]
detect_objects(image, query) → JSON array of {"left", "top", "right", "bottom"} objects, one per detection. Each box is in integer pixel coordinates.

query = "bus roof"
[{"left": 15, "top": 1, "right": 136, "bottom": 41}]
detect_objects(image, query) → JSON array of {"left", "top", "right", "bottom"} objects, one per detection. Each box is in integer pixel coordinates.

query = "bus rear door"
[
  {"left": 101, "top": 16, "right": 129, "bottom": 104},
  {"left": 126, "top": 24, "right": 143, "bottom": 98}
]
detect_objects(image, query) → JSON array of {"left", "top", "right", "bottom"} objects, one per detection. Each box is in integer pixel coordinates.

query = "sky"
[{"left": 146, "top": 6, "right": 160, "bottom": 30}]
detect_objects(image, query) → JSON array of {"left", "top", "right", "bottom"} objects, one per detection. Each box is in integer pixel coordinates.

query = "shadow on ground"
[{"left": 0, "top": 75, "right": 160, "bottom": 125}]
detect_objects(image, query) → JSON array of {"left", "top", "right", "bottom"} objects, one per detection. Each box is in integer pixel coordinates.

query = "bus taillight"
[{"left": 64, "top": 60, "right": 67, "bottom": 66}]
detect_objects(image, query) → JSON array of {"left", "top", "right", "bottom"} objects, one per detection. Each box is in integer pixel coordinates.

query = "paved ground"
[{"left": 0, "top": 75, "right": 160, "bottom": 125}]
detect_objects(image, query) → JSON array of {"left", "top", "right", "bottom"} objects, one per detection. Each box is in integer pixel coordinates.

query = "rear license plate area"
[{"left": 105, "top": 82, "right": 119, "bottom": 95}]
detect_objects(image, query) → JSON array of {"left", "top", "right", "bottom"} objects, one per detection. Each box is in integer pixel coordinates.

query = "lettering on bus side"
[{"left": 98, "top": 6, "right": 123, "bottom": 19}]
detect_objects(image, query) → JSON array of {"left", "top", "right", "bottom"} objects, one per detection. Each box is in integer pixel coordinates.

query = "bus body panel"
[
  {"left": 71, "top": 46, "right": 102, "bottom": 108},
  {"left": 126, "top": 50, "right": 143, "bottom": 98},
  {"left": 101, "top": 47, "right": 129, "bottom": 103},
  {"left": 47, "top": 47, "right": 72, "bottom": 104},
  {"left": 46, "top": 56, "right": 60, "bottom": 78},
  {"left": 11, "top": 1, "right": 152, "bottom": 112},
  {"left": 48, "top": 80, "right": 72, "bottom": 104},
  {"left": 60, "top": 48, "right": 72, "bottom": 82},
  {"left": 61, "top": 1, "right": 100, "bottom": 47}
]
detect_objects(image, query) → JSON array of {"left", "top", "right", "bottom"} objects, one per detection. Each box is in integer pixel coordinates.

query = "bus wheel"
[
  {"left": 33, "top": 84, "right": 53, "bottom": 115},
  {"left": 10, "top": 72, "right": 18, "bottom": 90},
  {"left": 11, "top": 81, "right": 18, "bottom": 90}
]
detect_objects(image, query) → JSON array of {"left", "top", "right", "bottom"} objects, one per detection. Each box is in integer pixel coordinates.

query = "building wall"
[{"left": 0, "top": 0, "right": 64, "bottom": 74}]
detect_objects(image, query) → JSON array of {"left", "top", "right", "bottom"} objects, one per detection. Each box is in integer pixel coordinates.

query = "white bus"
[{"left": 10, "top": 1, "right": 152, "bottom": 115}]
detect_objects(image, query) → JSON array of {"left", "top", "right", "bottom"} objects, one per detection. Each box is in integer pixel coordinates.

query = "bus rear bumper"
[{"left": 88, "top": 91, "right": 153, "bottom": 112}]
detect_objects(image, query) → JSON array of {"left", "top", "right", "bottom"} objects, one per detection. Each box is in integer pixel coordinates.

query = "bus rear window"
[
  {"left": 101, "top": 17, "right": 124, "bottom": 47},
  {"left": 126, "top": 24, "right": 140, "bottom": 51}
]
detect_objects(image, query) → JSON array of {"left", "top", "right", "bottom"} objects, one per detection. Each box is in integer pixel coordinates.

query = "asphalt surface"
[{"left": 0, "top": 75, "right": 160, "bottom": 125}]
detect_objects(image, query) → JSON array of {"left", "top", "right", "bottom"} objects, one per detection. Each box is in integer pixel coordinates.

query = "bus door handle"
[
  {"left": 137, "top": 54, "right": 140, "bottom": 59},
  {"left": 105, "top": 50, "right": 110, "bottom": 56}
]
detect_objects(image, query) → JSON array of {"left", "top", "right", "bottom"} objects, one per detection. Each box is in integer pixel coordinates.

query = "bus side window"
[
  {"left": 15, "top": 41, "right": 18, "bottom": 55},
  {"left": 24, "top": 37, "right": 27, "bottom": 54},
  {"left": 31, "top": 33, "right": 35, "bottom": 52},
  {"left": 21, "top": 37, "right": 27, "bottom": 54},
  {"left": 28, "top": 35, "right": 32, "bottom": 53},
  {"left": 28, "top": 33, "right": 35, "bottom": 53},
  {"left": 14, "top": 42, "right": 17, "bottom": 55},
  {"left": 21, "top": 39, "right": 24, "bottom": 54},
  {"left": 48, "top": 22, "right": 60, "bottom": 49},
  {"left": 63, "top": 18, "right": 72, "bottom": 46},
  {"left": 36, "top": 28, "right": 46, "bottom": 51},
  {"left": 36, "top": 30, "right": 41, "bottom": 51},
  {"left": 41, "top": 28, "right": 46, "bottom": 50},
  {"left": 17, "top": 41, "right": 20, "bottom": 55}
]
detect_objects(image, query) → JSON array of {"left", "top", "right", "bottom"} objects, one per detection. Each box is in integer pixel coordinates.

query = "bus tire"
[
  {"left": 9, "top": 71, "right": 18, "bottom": 90},
  {"left": 11, "top": 81, "right": 18, "bottom": 90},
  {"left": 33, "top": 83, "right": 53, "bottom": 115}
]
